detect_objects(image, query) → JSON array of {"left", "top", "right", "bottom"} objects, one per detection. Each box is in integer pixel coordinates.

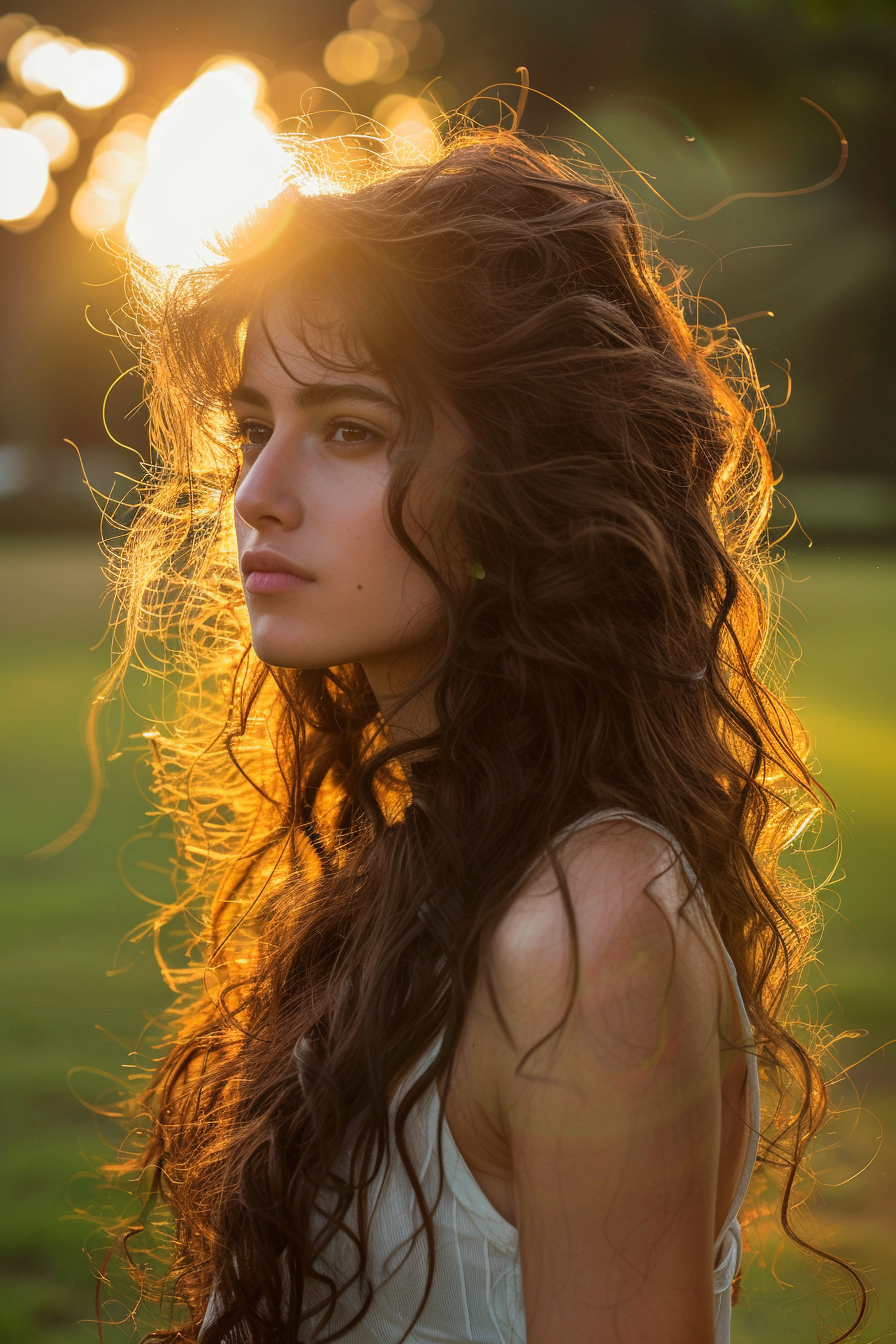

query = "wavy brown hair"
[{"left": 97, "top": 126, "right": 863, "bottom": 1341}]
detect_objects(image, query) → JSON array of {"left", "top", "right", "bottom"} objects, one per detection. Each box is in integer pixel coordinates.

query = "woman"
[{"left": 105, "top": 127, "right": 842, "bottom": 1343}]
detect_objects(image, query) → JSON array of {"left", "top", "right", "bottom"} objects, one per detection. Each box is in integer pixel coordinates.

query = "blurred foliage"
[{"left": 0, "top": 0, "right": 893, "bottom": 493}]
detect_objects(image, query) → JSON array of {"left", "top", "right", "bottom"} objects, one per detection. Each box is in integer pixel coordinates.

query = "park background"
[{"left": 0, "top": 0, "right": 894, "bottom": 1339}]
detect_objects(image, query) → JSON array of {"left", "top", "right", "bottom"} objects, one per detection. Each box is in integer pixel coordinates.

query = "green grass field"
[{"left": 0, "top": 536, "right": 893, "bottom": 1343}]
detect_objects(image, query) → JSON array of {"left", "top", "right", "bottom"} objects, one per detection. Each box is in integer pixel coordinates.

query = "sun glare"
[
  {"left": 125, "top": 63, "right": 289, "bottom": 269},
  {"left": 292, "top": 171, "right": 343, "bottom": 197},
  {"left": 0, "top": 3, "right": 448, "bottom": 240}
]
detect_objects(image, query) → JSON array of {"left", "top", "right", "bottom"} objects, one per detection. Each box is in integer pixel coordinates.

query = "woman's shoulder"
[
  {"left": 482, "top": 812, "right": 727, "bottom": 1069},
  {"left": 490, "top": 810, "right": 708, "bottom": 968}
]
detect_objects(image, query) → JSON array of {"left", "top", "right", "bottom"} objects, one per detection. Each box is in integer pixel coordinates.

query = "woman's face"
[{"left": 231, "top": 302, "right": 466, "bottom": 705}]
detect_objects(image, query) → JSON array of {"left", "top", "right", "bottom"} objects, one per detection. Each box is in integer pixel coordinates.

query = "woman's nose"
[{"left": 233, "top": 434, "right": 304, "bottom": 532}]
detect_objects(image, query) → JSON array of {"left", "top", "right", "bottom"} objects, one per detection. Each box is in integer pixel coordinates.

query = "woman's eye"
[
  {"left": 229, "top": 417, "right": 382, "bottom": 452},
  {"left": 240, "top": 422, "right": 270, "bottom": 447},
  {"left": 326, "top": 420, "right": 378, "bottom": 446}
]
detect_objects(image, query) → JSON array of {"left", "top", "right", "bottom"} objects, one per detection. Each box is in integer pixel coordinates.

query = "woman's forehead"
[
  {"left": 241, "top": 293, "right": 373, "bottom": 385},
  {"left": 244, "top": 295, "right": 343, "bottom": 358},
  {"left": 241, "top": 318, "right": 333, "bottom": 388}
]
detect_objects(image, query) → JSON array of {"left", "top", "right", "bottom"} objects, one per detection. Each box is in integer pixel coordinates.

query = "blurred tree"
[{"left": 0, "top": 0, "right": 892, "bottom": 520}]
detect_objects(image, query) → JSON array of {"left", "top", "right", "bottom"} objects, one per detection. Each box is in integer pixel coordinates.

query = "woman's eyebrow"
[
  {"left": 229, "top": 382, "right": 399, "bottom": 414},
  {"left": 229, "top": 384, "right": 269, "bottom": 409}
]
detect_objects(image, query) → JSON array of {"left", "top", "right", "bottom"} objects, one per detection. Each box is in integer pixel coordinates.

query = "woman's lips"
[{"left": 244, "top": 570, "right": 313, "bottom": 595}]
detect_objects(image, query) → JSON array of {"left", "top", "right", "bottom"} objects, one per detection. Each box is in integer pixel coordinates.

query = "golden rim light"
[{"left": 0, "top": 3, "right": 445, "bottom": 248}]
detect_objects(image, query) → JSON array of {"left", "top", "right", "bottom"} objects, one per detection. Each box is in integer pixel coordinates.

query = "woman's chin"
[
  {"left": 250, "top": 637, "right": 329, "bottom": 671},
  {"left": 248, "top": 627, "right": 360, "bottom": 672}
]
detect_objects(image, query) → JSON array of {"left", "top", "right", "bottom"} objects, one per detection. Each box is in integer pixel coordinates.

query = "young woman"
[{"left": 105, "top": 127, "right": 843, "bottom": 1343}]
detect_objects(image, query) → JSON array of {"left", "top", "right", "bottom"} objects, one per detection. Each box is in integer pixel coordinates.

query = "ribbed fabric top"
[{"left": 299, "top": 811, "right": 762, "bottom": 1344}]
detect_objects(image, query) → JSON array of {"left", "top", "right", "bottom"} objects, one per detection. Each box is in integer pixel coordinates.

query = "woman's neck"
[{"left": 363, "top": 644, "right": 441, "bottom": 746}]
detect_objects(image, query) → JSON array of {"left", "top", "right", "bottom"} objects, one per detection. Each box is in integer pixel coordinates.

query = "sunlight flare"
[{"left": 125, "top": 62, "right": 289, "bottom": 270}]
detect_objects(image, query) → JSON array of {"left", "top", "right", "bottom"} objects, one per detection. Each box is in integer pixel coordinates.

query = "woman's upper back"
[{"left": 301, "top": 811, "right": 760, "bottom": 1343}]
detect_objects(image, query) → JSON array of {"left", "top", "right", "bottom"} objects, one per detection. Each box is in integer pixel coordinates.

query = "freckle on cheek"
[{"left": 357, "top": 584, "right": 363, "bottom": 590}]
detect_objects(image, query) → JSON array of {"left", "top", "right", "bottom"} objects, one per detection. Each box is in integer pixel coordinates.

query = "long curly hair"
[{"left": 97, "top": 126, "right": 861, "bottom": 1341}]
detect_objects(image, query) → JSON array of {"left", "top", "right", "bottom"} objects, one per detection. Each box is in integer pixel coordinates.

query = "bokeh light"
[
  {"left": 22, "top": 111, "right": 79, "bottom": 170},
  {"left": 19, "top": 34, "right": 79, "bottom": 93},
  {"left": 324, "top": 28, "right": 406, "bottom": 84},
  {"left": 3, "top": 173, "right": 56, "bottom": 232},
  {"left": 70, "top": 177, "right": 122, "bottom": 237},
  {"left": 91, "top": 147, "right": 141, "bottom": 189},
  {"left": 70, "top": 112, "right": 151, "bottom": 241},
  {"left": 374, "top": 93, "right": 439, "bottom": 163},
  {"left": 338, "top": 0, "right": 442, "bottom": 74},
  {"left": 7, "top": 23, "right": 130, "bottom": 109},
  {"left": 350, "top": 0, "right": 432, "bottom": 70},
  {"left": 125, "top": 63, "right": 288, "bottom": 268},
  {"left": 6, "top": 23, "right": 56, "bottom": 84},
  {"left": 0, "top": 11, "right": 36, "bottom": 61},
  {"left": 0, "top": 98, "right": 26, "bottom": 128},
  {"left": 0, "top": 125, "right": 49, "bottom": 220},
  {"left": 60, "top": 46, "right": 131, "bottom": 109}
]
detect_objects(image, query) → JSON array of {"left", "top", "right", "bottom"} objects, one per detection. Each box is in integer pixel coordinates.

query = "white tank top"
[{"left": 299, "top": 811, "right": 762, "bottom": 1344}]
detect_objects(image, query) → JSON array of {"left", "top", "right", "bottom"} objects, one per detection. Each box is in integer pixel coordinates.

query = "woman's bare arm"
[{"left": 487, "top": 820, "right": 725, "bottom": 1344}]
